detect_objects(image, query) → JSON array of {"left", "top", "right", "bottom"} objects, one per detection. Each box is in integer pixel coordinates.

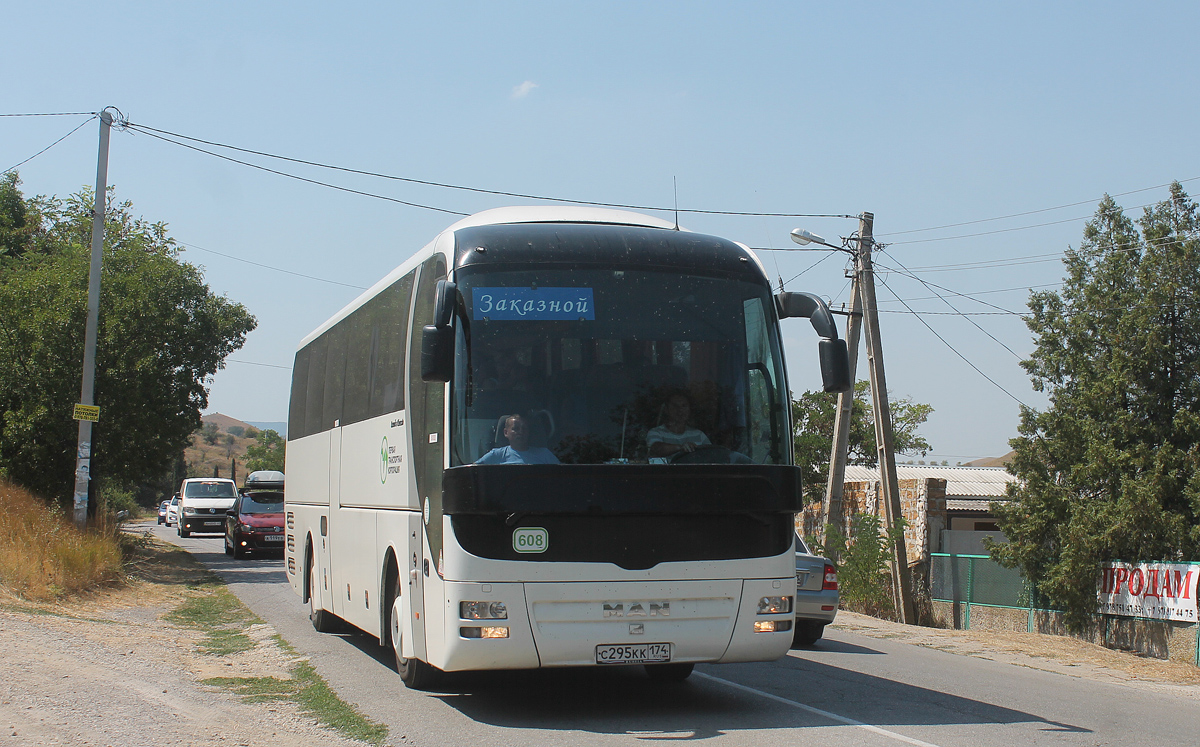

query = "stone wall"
[
  {"left": 931, "top": 601, "right": 1200, "bottom": 666},
  {"left": 800, "top": 477, "right": 947, "bottom": 566}
]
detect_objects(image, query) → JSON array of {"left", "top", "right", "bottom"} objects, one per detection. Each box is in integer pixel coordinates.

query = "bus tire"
[
  {"left": 388, "top": 579, "right": 441, "bottom": 689},
  {"left": 644, "top": 662, "right": 694, "bottom": 682},
  {"left": 308, "top": 553, "right": 338, "bottom": 633}
]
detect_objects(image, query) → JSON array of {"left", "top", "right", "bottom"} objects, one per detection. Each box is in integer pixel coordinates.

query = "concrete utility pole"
[
  {"left": 854, "top": 213, "right": 918, "bottom": 625},
  {"left": 71, "top": 109, "right": 115, "bottom": 528}
]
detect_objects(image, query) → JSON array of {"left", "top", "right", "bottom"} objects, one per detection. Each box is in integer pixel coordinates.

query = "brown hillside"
[
  {"left": 963, "top": 451, "right": 1015, "bottom": 468},
  {"left": 182, "top": 413, "right": 261, "bottom": 484}
]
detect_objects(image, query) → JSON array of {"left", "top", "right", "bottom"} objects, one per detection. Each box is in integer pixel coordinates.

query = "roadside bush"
[
  {"left": 0, "top": 478, "right": 124, "bottom": 599},
  {"left": 815, "top": 512, "right": 906, "bottom": 621}
]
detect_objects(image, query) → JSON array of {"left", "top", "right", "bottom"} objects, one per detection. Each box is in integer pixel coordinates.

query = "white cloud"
[{"left": 511, "top": 80, "right": 539, "bottom": 99}]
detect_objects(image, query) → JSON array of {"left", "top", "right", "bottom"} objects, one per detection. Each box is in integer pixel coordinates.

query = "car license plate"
[
  {"left": 595, "top": 643, "right": 671, "bottom": 665},
  {"left": 203, "top": 521, "right": 222, "bottom": 527},
  {"left": 264, "top": 535, "right": 285, "bottom": 542}
]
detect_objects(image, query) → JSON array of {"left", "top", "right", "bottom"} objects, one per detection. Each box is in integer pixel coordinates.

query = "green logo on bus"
[
  {"left": 381, "top": 436, "right": 403, "bottom": 483},
  {"left": 513, "top": 527, "right": 549, "bottom": 554}
]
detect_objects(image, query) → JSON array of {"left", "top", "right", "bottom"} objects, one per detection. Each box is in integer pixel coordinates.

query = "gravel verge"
[{"left": 0, "top": 538, "right": 381, "bottom": 747}]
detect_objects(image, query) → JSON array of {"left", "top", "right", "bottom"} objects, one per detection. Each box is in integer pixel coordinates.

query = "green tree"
[
  {"left": 792, "top": 380, "right": 933, "bottom": 504},
  {"left": 0, "top": 179, "right": 256, "bottom": 502},
  {"left": 0, "top": 173, "right": 36, "bottom": 263},
  {"left": 244, "top": 429, "right": 285, "bottom": 473},
  {"left": 991, "top": 184, "right": 1200, "bottom": 630}
]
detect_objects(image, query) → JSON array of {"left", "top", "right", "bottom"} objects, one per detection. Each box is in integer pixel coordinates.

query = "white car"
[
  {"left": 176, "top": 478, "right": 238, "bottom": 537},
  {"left": 165, "top": 494, "right": 181, "bottom": 526},
  {"left": 793, "top": 534, "right": 839, "bottom": 646}
]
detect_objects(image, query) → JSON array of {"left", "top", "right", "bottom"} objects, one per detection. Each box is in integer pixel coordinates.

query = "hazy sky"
[{"left": 5, "top": 2, "right": 1199, "bottom": 463}]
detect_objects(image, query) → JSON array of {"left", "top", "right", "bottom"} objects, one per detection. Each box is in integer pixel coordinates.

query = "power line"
[
  {"left": 3, "top": 115, "right": 97, "bottom": 175},
  {"left": 884, "top": 197, "right": 1177, "bottom": 247},
  {"left": 876, "top": 282, "right": 1063, "bottom": 304},
  {"left": 0, "top": 111, "right": 98, "bottom": 117},
  {"left": 124, "top": 123, "right": 469, "bottom": 217},
  {"left": 226, "top": 358, "right": 292, "bottom": 371},
  {"left": 879, "top": 254, "right": 1025, "bottom": 359},
  {"left": 877, "top": 176, "right": 1200, "bottom": 238},
  {"left": 179, "top": 241, "right": 368, "bottom": 290},
  {"left": 123, "top": 120, "right": 855, "bottom": 219},
  {"left": 873, "top": 258, "right": 1024, "bottom": 317},
  {"left": 875, "top": 273, "right": 1029, "bottom": 407}
]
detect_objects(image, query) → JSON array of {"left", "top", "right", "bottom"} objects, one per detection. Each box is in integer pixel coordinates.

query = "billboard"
[{"left": 1098, "top": 562, "right": 1199, "bottom": 622}]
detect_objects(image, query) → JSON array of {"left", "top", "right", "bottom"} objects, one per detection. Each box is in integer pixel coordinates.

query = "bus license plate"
[{"left": 595, "top": 643, "right": 671, "bottom": 665}]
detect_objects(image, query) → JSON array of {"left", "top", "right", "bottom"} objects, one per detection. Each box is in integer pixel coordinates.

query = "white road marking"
[{"left": 695, "top": 672, "right": 945, "bottom": 747}]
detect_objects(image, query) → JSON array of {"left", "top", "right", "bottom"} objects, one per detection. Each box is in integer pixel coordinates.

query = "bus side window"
[
  {"left": 304, "top": 335, "right": 328, "bottom": 439},
  {"left": 288, "top": 347, "right": 311, "bottom": 441},
  {"left": 369, "top": 273, "right": 414, "bottom": 418},
  {"left": 323, "top": 324, "right": 347, "bottom": 429}
]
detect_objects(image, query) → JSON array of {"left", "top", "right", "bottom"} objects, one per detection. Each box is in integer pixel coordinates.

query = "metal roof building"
[{"left": 843, "top": 464, "right": 1015, "bottom": 512}]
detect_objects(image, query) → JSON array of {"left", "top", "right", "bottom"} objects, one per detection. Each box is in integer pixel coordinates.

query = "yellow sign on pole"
[{"left": 73, "top": 404, "right": 100, "bottom": 422}]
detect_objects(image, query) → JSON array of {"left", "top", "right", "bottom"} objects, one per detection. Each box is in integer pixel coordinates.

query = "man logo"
[{"left": 602, "top": 602, "right": 670, "bottom": 618}]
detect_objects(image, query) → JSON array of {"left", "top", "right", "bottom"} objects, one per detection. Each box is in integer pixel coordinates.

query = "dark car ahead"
[
  {"left": 157, "top": 500, "right": 169, "bottom": 524},
  {"left": 225, "top": 471, "right": 285, "bottom": 558}
]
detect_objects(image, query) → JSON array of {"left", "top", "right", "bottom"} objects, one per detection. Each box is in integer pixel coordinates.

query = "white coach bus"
[{"left": 284, "top": 206, "right": 849, "bottom": 688}]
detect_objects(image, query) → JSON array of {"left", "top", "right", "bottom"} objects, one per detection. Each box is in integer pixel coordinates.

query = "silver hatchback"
[{"left": 794, "top": 534, "right": 839, "bottom": 646}]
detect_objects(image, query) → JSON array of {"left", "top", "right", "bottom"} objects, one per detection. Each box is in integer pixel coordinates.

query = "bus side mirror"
[
  {"left": 776, "top": 291, "right": 852, "bottom": 393},
  {"left": 421, "top": 324, "right": 454, "bottom": 382},
  {"left": 819, "top": 338, "right": 851, "bottom": 394},
  {"left": 422, "top": 279, "right": 458, "bottom": 382}
]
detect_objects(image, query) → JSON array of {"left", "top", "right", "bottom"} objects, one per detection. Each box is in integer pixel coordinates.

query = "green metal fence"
[{"left": 930, "top": 553, "right": 1051, "bottom": 631}]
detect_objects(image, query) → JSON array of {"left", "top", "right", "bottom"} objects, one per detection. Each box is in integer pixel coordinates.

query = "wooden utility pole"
[
  {"left": 855, "top": 213, "right": 918, "bottom": 625},
  {"left": 821, "top": 218, "right": 866, "bottom": 552}
]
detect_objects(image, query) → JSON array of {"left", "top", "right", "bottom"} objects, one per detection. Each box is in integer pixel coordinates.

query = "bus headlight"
[
  {"left": 757, "top": 596, "right": 792, "bottom": 614},
  {"left": 460, "top": 601, "right": 508, "bottom": 620}
]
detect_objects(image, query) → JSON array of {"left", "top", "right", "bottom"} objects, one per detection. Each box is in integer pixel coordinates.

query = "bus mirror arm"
[
  {"left": 434, "top": 279, "right": 457, "bottom": 327},
  {"left": 775, "top": 292, "right": 852, "bottom": 394},
  {"left": 421, "top": 324, "right": 454, "bottom": 382}
]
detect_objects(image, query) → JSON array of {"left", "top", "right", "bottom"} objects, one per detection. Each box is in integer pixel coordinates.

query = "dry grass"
[{"left": 0, "top": 478, "right": 125, "bottom": 600}]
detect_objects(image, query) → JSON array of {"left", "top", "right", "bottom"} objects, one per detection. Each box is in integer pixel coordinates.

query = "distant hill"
[
  {"left": 185, "top": 413, "right": 262, "bottom": 483},
  {"left": 963, "top": 451, "right": 1015, "bottom": 468},
  {"left": 245, "top": 421, "right": 287, "bottom": 438}
]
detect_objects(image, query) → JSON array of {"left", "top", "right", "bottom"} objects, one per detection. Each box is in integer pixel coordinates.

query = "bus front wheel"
[
  {"left": 644, "top": 662, "right": 694, "bottom": 682},
  {"left": 389, "top": 582, "right": 441, "bottom": 690}
]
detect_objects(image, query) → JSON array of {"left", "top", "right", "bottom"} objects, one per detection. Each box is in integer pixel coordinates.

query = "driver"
[
  {"left": 476, "top": 414, "right": 560, "bottom": 465},
  {"left": 647, "top": 393, "right": 711, "bottom": 459}
]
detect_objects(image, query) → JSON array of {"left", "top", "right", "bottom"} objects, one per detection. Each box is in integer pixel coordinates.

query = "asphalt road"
[{"left": 152, "top": 523, "right": 1197, "bottom": 747}]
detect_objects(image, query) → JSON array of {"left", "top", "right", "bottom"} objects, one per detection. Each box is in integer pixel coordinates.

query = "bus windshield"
[{"left": 450, "top": 267, "right": 789, "bottom": 466}]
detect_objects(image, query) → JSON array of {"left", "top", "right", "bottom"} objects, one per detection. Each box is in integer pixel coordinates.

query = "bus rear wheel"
[
  {"left": 644, "top": 662, "right": 694, "bottom": 682},
  {"left": 308, "top": 555, "right": 338, "bottom": 633}
]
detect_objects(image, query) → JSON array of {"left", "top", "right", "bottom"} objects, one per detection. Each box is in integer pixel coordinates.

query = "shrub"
[
  {"left": 0, "top": 478, "right": 124, "bottom": 599},
  {"left": 814, "top": 512, "right": 906, "bottom": 621}
]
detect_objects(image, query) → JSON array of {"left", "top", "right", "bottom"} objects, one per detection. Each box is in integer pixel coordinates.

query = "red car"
[{"left": 224, "top": 471, "right": 285, "bottom": 558}]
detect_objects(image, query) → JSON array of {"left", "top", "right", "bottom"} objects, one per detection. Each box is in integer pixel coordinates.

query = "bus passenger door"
[{"left": 400, "top": 512, "right": 427, "bottom": 660}]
